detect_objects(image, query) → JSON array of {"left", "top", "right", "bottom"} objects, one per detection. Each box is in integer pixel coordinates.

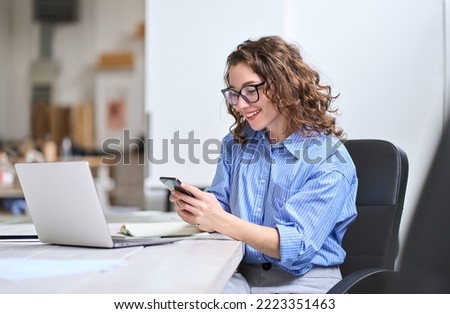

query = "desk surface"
[{"left": 0, "top": 223, "right": 243, "bottom": 293}]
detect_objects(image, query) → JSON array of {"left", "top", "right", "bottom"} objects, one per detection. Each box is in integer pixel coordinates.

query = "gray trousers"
[{"left": 223, "top": 263, "right": 342, "bottom": 294}]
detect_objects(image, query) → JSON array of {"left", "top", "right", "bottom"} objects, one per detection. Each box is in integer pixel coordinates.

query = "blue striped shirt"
[{"left": 206, "top": 127, "right": 358, "bottom": 276}]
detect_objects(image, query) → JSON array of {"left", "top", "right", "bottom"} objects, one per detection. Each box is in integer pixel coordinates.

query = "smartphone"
[{"left": 159, "top": 176, "right": 195, "bottom": 197}]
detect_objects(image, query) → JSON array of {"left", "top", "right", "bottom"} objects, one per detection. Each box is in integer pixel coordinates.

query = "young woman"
[{"left": 170, "top": 35, "right": 357, "bottom": 293}]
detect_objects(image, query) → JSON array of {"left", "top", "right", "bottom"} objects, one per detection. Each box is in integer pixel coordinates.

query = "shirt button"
[
  {"left": 262, "top": 263, "right": 272, "bottom": 271},
  {"left": 256, "top": 208, "right": 261, "bottom": 212}
]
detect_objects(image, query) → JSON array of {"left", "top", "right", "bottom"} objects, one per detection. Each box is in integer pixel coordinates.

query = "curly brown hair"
[{"left": 224, "top": 36, "right": 343, "bottom": 143}]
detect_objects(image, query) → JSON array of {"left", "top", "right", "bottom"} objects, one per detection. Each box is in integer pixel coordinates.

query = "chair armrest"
[{"left": 327, "top": 268, "right": 399, "bottom": 294}]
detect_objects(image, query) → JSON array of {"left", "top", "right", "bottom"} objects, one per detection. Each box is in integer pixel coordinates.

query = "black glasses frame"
[{"left": 221, "top": 81, "right": 266, "bottom": 106}]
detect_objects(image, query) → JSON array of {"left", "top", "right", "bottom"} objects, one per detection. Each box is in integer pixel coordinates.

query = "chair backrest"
[{"left": 340, "top": 139, "right": 409, "bottom": 277}]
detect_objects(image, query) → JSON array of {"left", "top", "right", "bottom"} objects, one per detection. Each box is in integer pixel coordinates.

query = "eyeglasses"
[{"left": 221, "top": 82, "right": 266, "bottom": 106}]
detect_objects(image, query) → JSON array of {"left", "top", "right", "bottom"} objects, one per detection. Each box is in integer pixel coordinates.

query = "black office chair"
[
  {"left": 327, "top": 139, "right": 409, "bottom": 293},
  {"left": 385, "top": 119, "right": 450, "bottom": 293}
]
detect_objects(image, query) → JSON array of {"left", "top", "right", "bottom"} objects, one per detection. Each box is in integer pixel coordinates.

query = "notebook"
[{"left": 14, "top": 161, "right": 180, "bottom": 248}]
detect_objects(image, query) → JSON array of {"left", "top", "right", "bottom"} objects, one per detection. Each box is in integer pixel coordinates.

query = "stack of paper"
[{"left": 116, "top": 221, "right": 204, "bottom": 238}]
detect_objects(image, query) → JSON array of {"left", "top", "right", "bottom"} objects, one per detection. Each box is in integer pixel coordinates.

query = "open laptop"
[{"left": 14, "top": 161, "right": 179, "bottom": 248}]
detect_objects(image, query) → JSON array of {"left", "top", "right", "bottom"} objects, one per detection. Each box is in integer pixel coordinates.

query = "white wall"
[
  {"left": 0, "top": 0, "right": 145, "bottom": 141},
  {"left": 145, "top": 0, "right": 291, "bottom": 210},
  {"left": 145, "top": 0, "right": 446, "bottom": 262},
  {"left": 0, "top": 0, "right": 8, "bottom": 140},
  {"left": 0, "top": 0, "right": 38, "bottom": 141},
  {"left": 286, "top": 0, "right": 445, "bottom": 256},
  {"left": 446, "top": 0, "right": 450, "bottom": 120}
]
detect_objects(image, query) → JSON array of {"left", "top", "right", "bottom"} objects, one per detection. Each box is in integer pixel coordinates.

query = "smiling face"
[{"left": 228, "top": 63, "right": 288, "bottom": 143}]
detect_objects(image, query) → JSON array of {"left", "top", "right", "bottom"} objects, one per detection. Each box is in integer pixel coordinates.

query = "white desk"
[{"left": 0, "top": 224, "right": 244, "bottom": 293}]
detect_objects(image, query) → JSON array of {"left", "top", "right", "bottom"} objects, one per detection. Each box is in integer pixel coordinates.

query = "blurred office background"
[{"left": 0, "top": 0, "right": 145, "bottom": 210}]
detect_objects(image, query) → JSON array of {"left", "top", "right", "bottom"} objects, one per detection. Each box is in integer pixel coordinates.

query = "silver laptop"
[{"left": 15, "top": 161, "right": 179, "bottom": 248}]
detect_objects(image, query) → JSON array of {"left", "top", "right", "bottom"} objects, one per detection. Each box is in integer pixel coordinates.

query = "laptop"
[{"left": 14, "top": 161, "right": 179, "bottom": 248}]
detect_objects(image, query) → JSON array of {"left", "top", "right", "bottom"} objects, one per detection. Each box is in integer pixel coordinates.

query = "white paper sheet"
[{"left": 110, "top": 221, "right": 203, "bottom": 237}]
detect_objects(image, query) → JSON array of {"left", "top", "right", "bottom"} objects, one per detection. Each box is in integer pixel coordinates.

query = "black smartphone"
[{"left": 159, "top": 176, "right": 195, "bottom": 197}]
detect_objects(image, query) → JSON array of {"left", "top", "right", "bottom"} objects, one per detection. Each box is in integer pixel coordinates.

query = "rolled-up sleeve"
[{"left": 269, "top": 170, "right": 356, "bottom": 274}]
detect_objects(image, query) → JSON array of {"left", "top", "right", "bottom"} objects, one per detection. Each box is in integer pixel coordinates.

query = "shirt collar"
[
  {"left": 253, "top": 130, "right": 309, "bottom": 160},
  {"left": 279, "top": 131, "right": 309, "bottom": 159}
]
